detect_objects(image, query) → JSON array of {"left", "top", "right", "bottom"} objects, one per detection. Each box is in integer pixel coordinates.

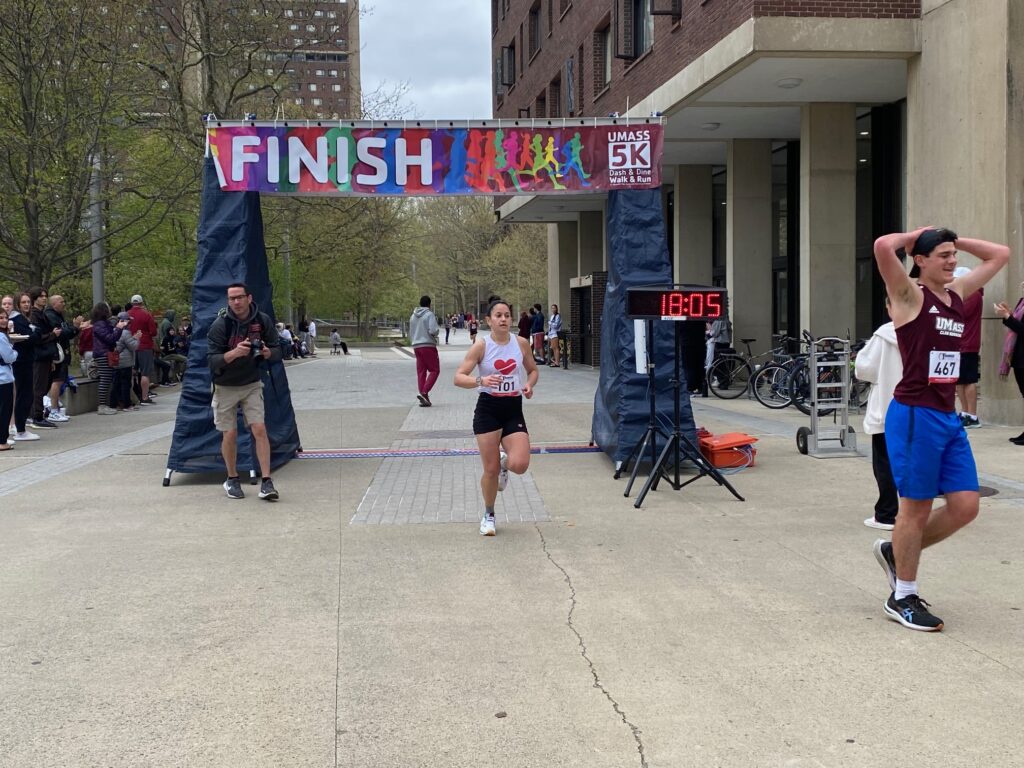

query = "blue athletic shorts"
[{"left": 885, "top": 400, "right": 978, "bottom": 500}]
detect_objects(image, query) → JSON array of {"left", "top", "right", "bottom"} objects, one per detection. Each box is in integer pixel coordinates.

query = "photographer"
[{"left": 207, "top": 282, "right": 282, "bottom": 502}]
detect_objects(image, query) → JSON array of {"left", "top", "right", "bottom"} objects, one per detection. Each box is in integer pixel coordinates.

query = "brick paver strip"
[{"left": 353, "top": 368, "right": 550, "bottom": 525}]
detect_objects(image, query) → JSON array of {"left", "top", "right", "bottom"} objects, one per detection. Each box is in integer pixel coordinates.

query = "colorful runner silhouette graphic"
[{"left": 558, "top": 132, "right": 591, "bottom": 187}]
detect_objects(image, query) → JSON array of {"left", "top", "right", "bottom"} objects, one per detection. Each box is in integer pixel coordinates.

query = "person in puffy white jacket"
[{"left": 855, "top": 304, "right": 902, "bottom": 531}]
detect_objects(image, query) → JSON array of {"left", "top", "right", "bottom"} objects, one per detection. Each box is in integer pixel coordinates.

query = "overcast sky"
[{"left": 359, "top": 1, "right": 492, "bottom": 120}]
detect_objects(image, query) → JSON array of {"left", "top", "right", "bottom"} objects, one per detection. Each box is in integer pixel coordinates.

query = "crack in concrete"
[{"left": 535, "top": 524, "right": 649, "bottom": 768}]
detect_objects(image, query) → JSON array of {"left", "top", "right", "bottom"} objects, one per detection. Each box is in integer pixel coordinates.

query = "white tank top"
[{"left": 478, "top": 334, "right": 525, "bottom": 397}]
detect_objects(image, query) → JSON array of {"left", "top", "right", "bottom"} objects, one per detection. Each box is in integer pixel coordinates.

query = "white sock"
[{"left": 895, "top": 579, "right": 918, "bottom": 600}]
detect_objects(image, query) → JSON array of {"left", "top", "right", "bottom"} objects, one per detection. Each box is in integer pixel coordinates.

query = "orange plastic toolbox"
[{"left": 699, "top": 432, "right": 758, "bottom": 469}]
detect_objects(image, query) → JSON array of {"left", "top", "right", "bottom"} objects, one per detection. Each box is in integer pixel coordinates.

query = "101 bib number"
[{"left": 493, "top": 375, "right": 518, "bottom": 395}]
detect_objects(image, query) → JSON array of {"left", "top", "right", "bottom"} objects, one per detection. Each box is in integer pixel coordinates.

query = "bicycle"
[{"left": 708, "top": 336, "right": 797, "bottom": 400}]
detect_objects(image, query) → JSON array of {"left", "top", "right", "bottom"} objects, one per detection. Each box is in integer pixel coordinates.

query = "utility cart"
[{"left": 795, "top": 334, "right": 858, "bottom": 458}]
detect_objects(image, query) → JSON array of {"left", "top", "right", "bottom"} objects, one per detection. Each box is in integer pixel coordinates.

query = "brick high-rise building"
[
  {"left": 280, "top": 0, "right": 361, "bottom": 118},
  {"left": 491, "top": 0, "right": 1024, "bottom": 424}
]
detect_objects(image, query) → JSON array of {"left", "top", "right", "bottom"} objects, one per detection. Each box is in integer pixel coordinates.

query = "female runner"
[{"left": 454, "top": 298, "right": 539, "bottom": 536}]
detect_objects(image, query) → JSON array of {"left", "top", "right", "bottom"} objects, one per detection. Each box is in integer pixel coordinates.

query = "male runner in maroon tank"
[{"left": 872, "top": 227, "right": 1008, "bottom": 631}]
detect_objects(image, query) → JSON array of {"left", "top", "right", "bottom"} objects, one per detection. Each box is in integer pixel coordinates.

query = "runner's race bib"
[
  {"left": 929, "top": 350, "right": 960, "bottom": 384},
  {"left": 492, "top": 375, "right": 519, "bottom": 395}
]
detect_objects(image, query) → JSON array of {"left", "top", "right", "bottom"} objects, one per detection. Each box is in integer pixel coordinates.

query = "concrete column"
[
  {"left": 547, "top": 222, "right": 577, "bottom": 313},
  {"left": 674, "top": 165, "right": 713, "bottom": 284},
  {"left": 726, "top": 140, "right": 773, "bottom": 354},
  {"left": 578, "top": 210, "right": 604, "bottom": 277},
  {"left": 908, "top": 0, "right": 1017, "bottom": 424},
  {"left": 799, "top": 103, "right": 857, "bottom": 338}
]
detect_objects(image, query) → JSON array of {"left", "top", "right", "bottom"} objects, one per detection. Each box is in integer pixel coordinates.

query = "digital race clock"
[{"left": 626, "top": 286, "right": 727, "bottom": 321}]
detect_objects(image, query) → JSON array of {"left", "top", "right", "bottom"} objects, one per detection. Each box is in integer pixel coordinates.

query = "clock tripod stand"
[{"left": 632, "top": 317, "right": 745, "bottom": 507}]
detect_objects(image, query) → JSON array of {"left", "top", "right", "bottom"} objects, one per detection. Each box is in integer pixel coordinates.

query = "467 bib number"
[{"left": 928, "top": 350, "right": 960, "bottom": 384}]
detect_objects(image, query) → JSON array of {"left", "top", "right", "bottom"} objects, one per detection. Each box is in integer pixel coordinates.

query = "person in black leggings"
[{"left": 995, "top": 290, "right": 1024, "bottom": 443}]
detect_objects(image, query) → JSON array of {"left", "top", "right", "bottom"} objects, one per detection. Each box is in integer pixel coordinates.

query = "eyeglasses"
[{"left": 227, "top": 294, "right": 248, "bottom": 301}]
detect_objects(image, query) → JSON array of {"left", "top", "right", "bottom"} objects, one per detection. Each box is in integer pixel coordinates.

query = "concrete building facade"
[{"left": 491, "top": 0, "right": 1024, "bottom": 425}]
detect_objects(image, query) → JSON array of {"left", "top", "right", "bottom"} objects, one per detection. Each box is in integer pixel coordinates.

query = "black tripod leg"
[
  {"left": 676, "top": 434, "right": 745, "bottom": 501},
  {"left": 635, "top": 434, "right": 676, "bottom": 508},
  {"left": 623, "top": 428, "right": 653, "bottom": 495}
]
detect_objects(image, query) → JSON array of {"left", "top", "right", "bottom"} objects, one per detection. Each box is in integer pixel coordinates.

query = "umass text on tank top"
[
  {"left": 478, "top": 334, "right": 524, "bottom": 397},
  {"left": 893, "top": 287, "right": 965, "bottom": 412}
]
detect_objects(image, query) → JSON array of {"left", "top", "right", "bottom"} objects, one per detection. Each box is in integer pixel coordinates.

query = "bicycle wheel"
[
  {"left": 850, "top": 377, "right": 870, "bottom": 409},
  {"left": 751, "top": 363, "right": 794, "bottom": 409},
  {"left": 708, "top": 356, "right": 752, "bottom": 399},
  {"left": 789, "top": 365, "right": 837, "bottom": 417}
]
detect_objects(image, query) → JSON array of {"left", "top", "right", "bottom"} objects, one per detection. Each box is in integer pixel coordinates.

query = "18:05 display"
[{"left": 626, "top": 287, "right": 726, "bottom": 321}]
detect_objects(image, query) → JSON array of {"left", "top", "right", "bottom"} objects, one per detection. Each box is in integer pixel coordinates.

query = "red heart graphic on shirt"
[{"left": 494, "top": 358, "right": 517, "bottom": 375}]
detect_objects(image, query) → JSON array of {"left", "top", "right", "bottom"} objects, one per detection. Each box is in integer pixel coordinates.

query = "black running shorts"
[
  {"left": 472, "top": 393, "right": 528, "bottom": 436},
  {"left": 957, "top": 352, "right": 980, "bottom": 385}
]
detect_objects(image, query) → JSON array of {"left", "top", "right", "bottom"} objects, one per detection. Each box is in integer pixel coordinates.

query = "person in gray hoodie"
[{"left": 409, "top": 295, "right": 440, "bottom": 407}]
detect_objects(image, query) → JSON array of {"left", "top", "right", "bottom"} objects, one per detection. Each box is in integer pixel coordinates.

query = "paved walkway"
[{"left": 2, "top": 333, "right": 1024, "bottom": 767}]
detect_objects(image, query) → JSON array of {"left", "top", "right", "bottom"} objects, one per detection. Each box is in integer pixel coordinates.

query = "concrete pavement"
[{"left": 2, "top": 331, "right": 1023, "bottom": 767}]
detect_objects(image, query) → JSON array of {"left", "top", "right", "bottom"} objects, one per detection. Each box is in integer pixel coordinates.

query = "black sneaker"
[
  {"left": 873, "top": 539, "right": 896, "bottom": 592},
  {"left": 223, "top": 477, "right": 244, "bottom": 499},
  {"left": 884, "top": 592, "right": 944, "bottom": 632},
  {"left": 31, "top": 418, "right": 58, "bottom": 429},
  {"left": 258, "top": 478, "right": 279, "bottom": 501}
]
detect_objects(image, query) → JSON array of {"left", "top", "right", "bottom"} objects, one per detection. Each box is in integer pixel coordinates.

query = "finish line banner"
[{"left": 206, "top": 120, "right": 663, "bottom": 196}]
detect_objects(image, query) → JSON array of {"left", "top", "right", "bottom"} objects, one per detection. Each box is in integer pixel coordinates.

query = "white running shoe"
[
  {"left": 48, "top": 412, "right": 70, "bottom": 423},
  {"left": 8, "top": 425, "right": 15, "bottom": 436},
  {"left": 479, "top": 515, "right": 496, "bottom": 536},
  {"left": 497, "top": 451, "right": 509, "bottom": 492},
  {"left": 13, "top": 431, "right": 40, "bottom": 441}
]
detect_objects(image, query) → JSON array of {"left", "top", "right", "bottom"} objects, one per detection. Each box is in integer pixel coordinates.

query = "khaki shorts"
[{"left": 212, "top": 381, "right": 264, "bottom": 431}]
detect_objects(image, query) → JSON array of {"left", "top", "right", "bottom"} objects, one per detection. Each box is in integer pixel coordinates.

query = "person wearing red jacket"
[{"left": 127, "top": 294, "right": 157, "bottom": 404}]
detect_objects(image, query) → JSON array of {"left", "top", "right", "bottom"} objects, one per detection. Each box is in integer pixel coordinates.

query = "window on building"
[
  {"left": 314, "top": 9, "right": 323, "bottom": 16},
  {"left": 289, "top": 23, "right": 298, "bottom": 30},
  {"left": 594, "top": 25, "right": 611, "bottom": 94},
  {"left": 501, "top": 42, "right": 516, "bottom": 88},
  {"left": 332, "top": 84, "right": 342, "bottom": 92},
  {"left": 306, "top": 23, "right": 316, "bottom": 32},
  {"left": 565, "top": 58, "right": 575, "bottom": 115},
  {"left": 312, "top": 98, "right": 322, "bottom": 106},
  {"left": 315, "top": 69, "right": 324, "bottom": 76},
  {"left": 295, "top": 97, "right": 304, "bottom": 105},
  {"left": 528, "top": 2, "right": 541, "bottom": 58},
  {"left": 284, "top": 9, "right": 293, "bottom": 17},
  {"left": 618, "top": 0, "right": 653, "bottom": 59},
  {"left": 309, "top": 83, "right": 317, "bottom": 91},
  {"left": 549, "top": 76, "right": 562, "bottom": 118},
  {"left": 329, "top": 69, "right": 338, "bottom": 76},
  {"left": 535, "top": 91, "right": 547, "bottom": 118},
  {"left": 327, "top": 10, "right": 336, "bottom": 18}
]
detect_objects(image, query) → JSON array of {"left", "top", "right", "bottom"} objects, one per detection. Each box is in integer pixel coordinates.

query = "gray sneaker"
[
  {"left": 223, "top": 477, "right": 244, "bottom": 499},
  {"left": 873, "top": 539, "right": 897, "bottom": 592},
  {"left": 479, "top": 514, "right": 496, "bottom": 536},
  {"left": 258, "top": 478, "right": 279, "bottom": 501}
]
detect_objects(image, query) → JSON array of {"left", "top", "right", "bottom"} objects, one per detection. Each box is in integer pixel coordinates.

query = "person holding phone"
[{"left": 207, "top": 282, "right": 282, "bottom": 501}]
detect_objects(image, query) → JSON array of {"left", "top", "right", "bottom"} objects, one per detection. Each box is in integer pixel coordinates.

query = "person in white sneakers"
[
  {"left": 855, "top": 297, "right": 902, "bottom": 531},
  {"left": 454, "top": 297, "right": 539, "bottom": 536}
]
